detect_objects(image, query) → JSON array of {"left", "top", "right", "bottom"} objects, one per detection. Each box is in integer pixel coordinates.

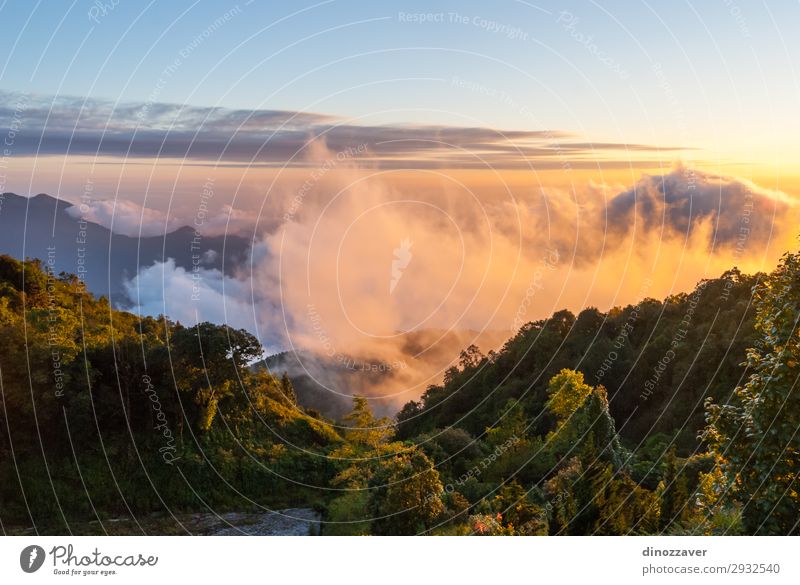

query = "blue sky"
[{"left": 1, "top": 0, "right": 798, "bottom": 165}]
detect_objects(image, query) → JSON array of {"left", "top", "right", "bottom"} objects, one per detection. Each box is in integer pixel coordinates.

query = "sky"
[
  {"left": 1, "top": 0, "right": 798, "bottom": 166},
  {"left": 1, "top": 1, "right": 799, "bottom": 406}
]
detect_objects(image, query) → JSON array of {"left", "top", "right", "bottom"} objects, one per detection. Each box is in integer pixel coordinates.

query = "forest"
[{"left": 0, "top": 247, "right": 798, "bottom": 535}]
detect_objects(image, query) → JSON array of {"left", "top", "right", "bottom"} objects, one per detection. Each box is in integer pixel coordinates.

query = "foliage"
[
  {"left": 327, "top": 397, "right": 445, "bottom": 535},
  {"left": 367, "top": 449, "right": 445, "bottom": 535},
  {"left": 397, "top": 271, "right": 761, "bottom": 450},
  {"left": 704, "top": 250, "right": 800, "bottom": 534},
  {"left": 0, "top": 255, "right": 341, "bottom": 530},
  {"left": 546, "top": 369, "right": 593, "bottom": 420},
  {"left": 3, "top": 249, "right": 800, "bottom": 536},
  {"left": 391, "top": 265, "right": 786, "bottom": 535}
]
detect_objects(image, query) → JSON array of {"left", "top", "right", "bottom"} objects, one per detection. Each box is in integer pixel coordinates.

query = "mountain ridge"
[{"left": 0, "top": 192, "right": 250, "bottom": 305}]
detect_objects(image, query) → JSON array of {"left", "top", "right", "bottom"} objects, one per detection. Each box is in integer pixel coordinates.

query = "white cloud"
[
  {"left": 194, "top": 203, "right": 259, "bottom": 237},
  {"left": 124, "top": 258, "right": 259, "bottom": 334},
  {"left": 65, "top": 198, "right": 180, "bottom": 237},
  {"left": 65, "top": 198, "right": 260, "bottom": 238}
]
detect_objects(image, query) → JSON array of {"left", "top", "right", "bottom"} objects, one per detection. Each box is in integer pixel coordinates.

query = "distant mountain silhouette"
[{"left": 0, "top": 192, "right": 250, "bottom": 305}]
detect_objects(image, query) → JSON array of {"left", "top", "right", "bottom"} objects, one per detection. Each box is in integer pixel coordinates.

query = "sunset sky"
[{"left": 1, "top": 1, "right": 799, "bottom": 399}]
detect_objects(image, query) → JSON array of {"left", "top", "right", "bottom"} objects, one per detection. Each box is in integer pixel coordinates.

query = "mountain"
[{"left": 0, "top": 192, "right": 250, "bottom": 305}]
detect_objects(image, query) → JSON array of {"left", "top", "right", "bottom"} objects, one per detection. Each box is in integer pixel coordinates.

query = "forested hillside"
[
  {"left": 1, "top": 250, "right": 799, "bottom": 535},
  {"left": 0, "top": 255, "right": 339, "bottom": 530},
  {"left": 389, "top": 254, "right": 800, "bottom": 535},
  {"left": 396, "top": 269, "right": 760, "bottom": 451}
]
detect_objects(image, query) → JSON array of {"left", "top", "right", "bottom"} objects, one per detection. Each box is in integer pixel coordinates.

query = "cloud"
[
  {"left": 124, "top": 258, "right": 259, "bottom": 336},
  {"left": 1, "top": 91, "right": 689, "bottom": 169},
  {"left": 64, "top": 196, "right": 260, "bottom": 238},
  {"left": 497, "top": 165, "right": 797, "bottom": 267},
  {"left": 120, "top": 162, "right": 799, "bottom": 414},
  {"left": 603, "top": 165, "right": 795, "bottom": 253},
  {"left": 196, "top": 204, "right": 260, "bottom": 237},
  {"left": 65, "top": 197, "right": 180, "bottom": 237}
]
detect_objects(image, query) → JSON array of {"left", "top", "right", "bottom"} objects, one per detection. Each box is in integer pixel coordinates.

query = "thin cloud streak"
[{"left": 1, "top": 91, "right": 694, "bottom": 169}]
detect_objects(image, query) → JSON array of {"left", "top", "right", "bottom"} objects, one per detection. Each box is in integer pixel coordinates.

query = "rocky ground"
[{"left": 209, "top": 508, "right": 320, "bottom": 536}]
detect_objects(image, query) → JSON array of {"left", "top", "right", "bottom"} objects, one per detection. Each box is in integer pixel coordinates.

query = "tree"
[
  {"left": 458, "top": 344, "right": 484, "bottom": 370},
  {"left": 325, "top": 491, "right": 371, "bottom": 535},
  {"left": 705, "top": 249, "right": 800, "bottom": 534},
  {"left": 491, "top": 480, "right": 547, "bottom": 535},
  {"left": 395, "top": 399, "right": 423, "bottom": 440},
  {"left": 483, "top": 400, "right": 533, "bottom": 481},
  {"left": 167, "top": 322, "right": 262, "bottom": 431},
  {"left": 658, "top": 446, "right": 691, "bottom": 530},
  {"left": 546, "top": 369, "right": 593, "bottom": 421},
  {"left": 368, "top": 449, "right": 444, "bottom": 535},
  {"left": 546, "top": 371, "right": 624, "bottom": 469},
  {"left": 545, "top": 458, "right": 584, "bottom": 534},
  {"left": 341, "top": 395, "right": 394, "bottom": 450},
  {"left": 594, "top": 473, "right": 660, "bottom": 535},
  {"left": 280, "top": 372, "right": 297, "bottom": 405}
]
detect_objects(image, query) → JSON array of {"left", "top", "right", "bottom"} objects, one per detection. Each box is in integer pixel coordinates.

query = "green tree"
[
  {"left": 491, "top": 480, "right": 547, "bottom": 535},
  {"left": 659, "top": 446, "right": 691, "bottom": 530},
  {"left": 280, "top": 372, "right": 297, "bottom": 405},
  {"left": 546, "top": 369, "right": 593, "bottom": 421},
  {"left": 341, "top": 395, "right": 394, "bottom": 451},
  {"left": 546, "top": 372, "right": 624, "bottom": 469},
  {"left": 368, "top": 449, "right": 444, "bottom": 535},
  {"left": 705, "top": 249, "right": 800, "bottom": 534}
]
